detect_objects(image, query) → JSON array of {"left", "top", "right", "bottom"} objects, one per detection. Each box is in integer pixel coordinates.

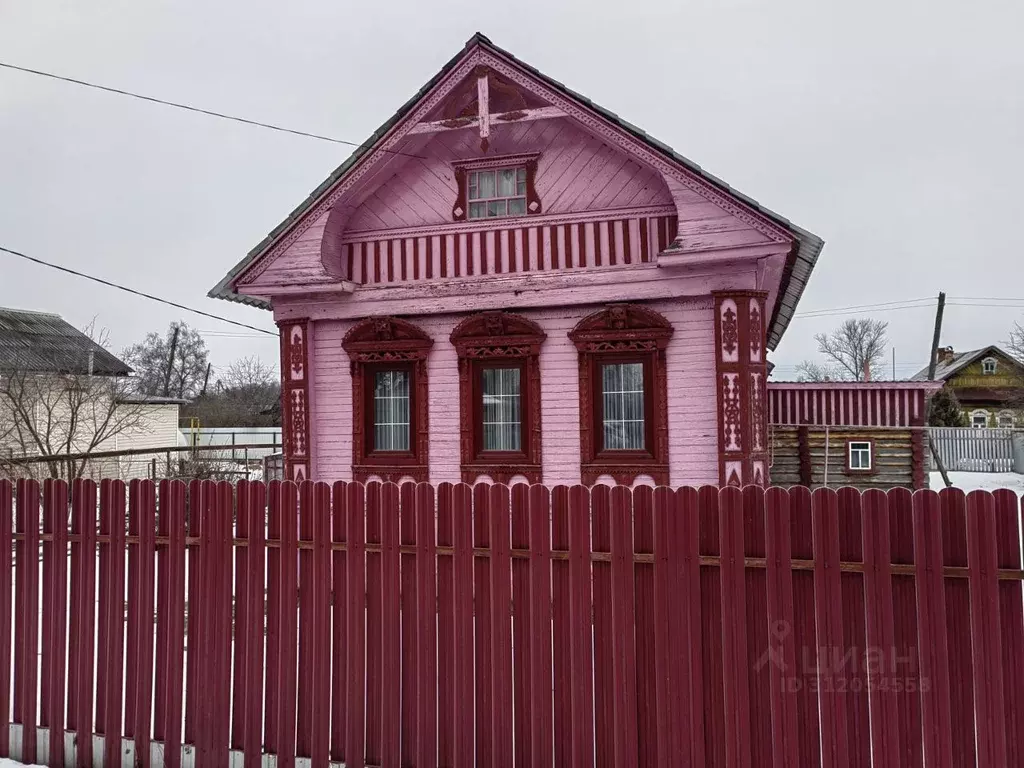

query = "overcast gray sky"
[{"left": 2, "top": 0, "right": 1022, "bottom": 380}]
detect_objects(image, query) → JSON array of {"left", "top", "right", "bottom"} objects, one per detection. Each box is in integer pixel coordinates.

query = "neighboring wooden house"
[
  {"left": 911, "top": 345, "right": 1024, "bottom": 428},
  {"left": 210, "top": 34, "right": 824, "bottom": 487},
  {"left": 768, "top": 381, "right": 942, "bottom": 490},
  {"left": 0, "top": 307, "right": 181, "bottom": 480}
]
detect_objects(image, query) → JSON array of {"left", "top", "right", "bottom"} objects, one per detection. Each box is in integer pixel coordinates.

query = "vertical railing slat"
[
  {"left": 510, "top": 483, "right": 532, "bottom": 766},
  {"left": 610, "top": 485, "right": 638, "bottom": 768},
  {"left": 311, "top": 482, "right": 333, "bottom": 767},
  {"left": 263, "top": 481, "right": 282, "bottom": 757},
  {"left": 345, "top": 483, "right": 367, "bottom": 768},
  {"left": 154, "top": 480, "right": 186, "bottom": 768},
  {"left": 380, "top": 483, "right": 401, "bottom": 768},
  {"left": 330, "top": 482, "right": 349, "bottom": 764},
  {"left": 14, "top": 478, "right": 41, "bottom": 765},
  {"left": 232, "top": 481, "right": 252, "bottom": 753},
  {"left": 127, "top": 480, "right": 157, "bottom": 765},
  {"left": 861, "top": 489, "right": 899, "bottom": 767},
  {"left": 590, "top": 483, "right": 613, "bottom": 768},
  {"left": 567, "top": 484, "right": 594, "bottom": 767},
  {"left": 399, "top": 483, "right": 418, "bottom": 765},
  {"left": 527, "top": 484, "right": 553, "bottom": 767},
  {"left": 244, "top": 481, "right": 267, "bottom": 768},
  {"left": 100, "top": 479, "right": 127, "bottom": 768},
  {"left": 550, "top": 486, "right": 572, "bottom": 767},
  {"left": 966, "top": 490, "right": 1008, "bottom": 765},
  {"left": 435, "top": 483, "right": 455, "bottom": 766},
  {"left": 43, "top": 480, "right": 68, "bottom": 768},
  {"left": 763, "top": 487, "right": 798, "bottom": 768},
  {"left": 720, "top": 485, "right": 752, "bottom": 768},
  {"left": 0, "top": 480, "right": 13, "bottom": 758},
  {"left": 452, "top": 483, "right": 474, "bottom": 767},
  {"left": 364, "top": 483, "right": 383, "bottom": 766},
  {"left": 489, "top": 483, "right": 513, "bottom": 767},
  {"left": 416, "top": 482, "right": 438, "bottom": 767},
  {"left": 912, "top": 490, "right": 954, "bottom": 768},
  {"left": 273, "top": 482, "right": 300, "bottom": 768},
  {"left": 296, "top": 481, "right": 315, "bottom": 759},
  {"left": 631, "top": 485, "right": 658, "bottom": 767},
  {"left": 472, "top": 483, "right": 493, "bottom": 762}
]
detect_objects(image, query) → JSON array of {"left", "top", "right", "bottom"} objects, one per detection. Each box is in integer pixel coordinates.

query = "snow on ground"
[
  {"left": 931, "top": 471, "right": 1024, "bottom": 494},
  {"left": 0, "top": 760, "right": 42, "bottom": 767}
]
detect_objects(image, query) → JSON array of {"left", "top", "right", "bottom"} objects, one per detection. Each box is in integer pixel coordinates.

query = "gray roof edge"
[
  {"left": 910, "top": 344, "right": 1024, "bottom": 381},
  {"left": 210, "top": 32, "right": 825, "bottom": 348}
]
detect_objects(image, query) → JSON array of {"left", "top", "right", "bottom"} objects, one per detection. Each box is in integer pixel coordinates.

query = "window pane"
[
  {"left": 478, "top": 170, "right": 496, "bottom": 198},
  {"left": 468, "top": 171, "right": 479, "bottom": 200},
  {"left": 498, "top": 168, "right": 517, "bottom": 196},
  {"left": 482, "top": 367, "right": 521, "bottom": 451},
  {"left": 602, "top": 362, "right": 645, "bottom": 450},
  {"left": 508, "top": 198, "right": 527, "bottom": 215},
  {"left": 374, "top": 370, "right": 410, "bottom": 451},
  {"left": 469, "top": 201, "right": 485, "bottom": 219},
  {"left": 487, "top": 200, "right": 506, "bottom": 217}
]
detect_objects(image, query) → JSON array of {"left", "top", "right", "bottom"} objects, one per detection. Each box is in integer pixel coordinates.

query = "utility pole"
[
  {"left": 162, "top": 324, "right": 180, "bottom": 398},
  {"left": 927, "top": 292, "right": 946, "bottom": 381},
  {"left": 927, "top": 292, "right": 952, "bottom": 487},
  {"left": 199, "top": 362, "right": 212, "bottom": 397}
]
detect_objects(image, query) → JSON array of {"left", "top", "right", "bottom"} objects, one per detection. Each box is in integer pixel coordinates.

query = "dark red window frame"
[
  {"left": 452, "top": 153, "right": 542, "bottom": 222},
  {"left": 450, "top": 311, "right": 546, "bottom": 484},
  {"left": 342, "top": 316, "right": 433, "bottom": 482},
  {"left": 569, "top": 304, "right": 673, "bottom": 486}
]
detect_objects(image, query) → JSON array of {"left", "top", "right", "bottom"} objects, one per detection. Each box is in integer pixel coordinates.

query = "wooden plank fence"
[
  {"left": 930, "top": 427, "right": 1016, "bottom": 472},
  {"left": 0, "top": 477, "right": 1023, "bottom": 766}
]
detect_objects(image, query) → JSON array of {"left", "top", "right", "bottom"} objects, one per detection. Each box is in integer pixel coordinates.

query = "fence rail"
[
  {"left": 930, "top": 426, "right": 1017, "bottom": 472},
  {"left": 0, "top": 479, "right": 1022, "bottom": 767}
]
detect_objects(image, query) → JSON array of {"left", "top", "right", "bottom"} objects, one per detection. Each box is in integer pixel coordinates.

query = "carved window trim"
[
  {"left": 569, "top": 304, "right": 673, "bottom": 485},
  {"left": 452, "top": 153, "right": 542, "bottom": 222},
  {"left": 450, "top": 311, "right": 546, "bottom": 484},
  {"left": 342, "top": 316, "right": 433, "bottom": 482}
]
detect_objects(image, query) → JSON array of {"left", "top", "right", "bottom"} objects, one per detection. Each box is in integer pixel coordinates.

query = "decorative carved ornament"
[
  {"left": 569, "top": 304, "right": 673, "bottom": 486},
  {"left": 450, "top": 311, "right": 546, "bottom": 484},
  {"left": 237, "top": 46, "right": 791, "bottom": 288},
  {"left": 713, "top": 291, "right": 769, "bottom": 487},
  {"left": 342, "top": 316, "right": 433, "bottom": 482},
  {"left": 278, "top": 319, "right": 311, "bottom": 482}
]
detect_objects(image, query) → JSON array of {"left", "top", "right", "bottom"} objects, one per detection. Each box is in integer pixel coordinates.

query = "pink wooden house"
[{"left": 210, "top": 34, "right": 824, "bottom": 488}]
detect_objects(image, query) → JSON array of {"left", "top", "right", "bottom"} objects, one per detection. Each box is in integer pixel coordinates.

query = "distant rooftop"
[{"left": 0, "top": 307, "right": 132, "bottom": 376}]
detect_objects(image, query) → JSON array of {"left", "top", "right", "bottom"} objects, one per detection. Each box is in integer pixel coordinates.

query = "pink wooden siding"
[
  {"left": 310, "top": 299, "right": 717, "bottom": 486},
  {"left": 339, "top": 214, "right": 678, "bottom": 285},
  {"left": 345, "top": 118, "right": 673, "bottom": 233},
  {"left": 768, "top": 384, "right": 929, "bottom": 427}
]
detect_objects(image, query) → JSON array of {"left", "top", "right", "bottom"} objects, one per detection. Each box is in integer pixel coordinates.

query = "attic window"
[
  {"left": 452, "top": 154, "right": 541, "bottom": 222},
  {"left": 468, "top": 167, "right": 527, "bottom": 219},
  {"left": 982, "top": 357, "right": 998, "bottom": 375}
]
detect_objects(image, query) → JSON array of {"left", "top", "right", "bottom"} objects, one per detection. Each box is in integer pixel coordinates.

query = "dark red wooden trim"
[
  {"left": 713, "top": 291, "right": 769, "bottom": 487},
  {"left": 450, "top": 311, "right": 546, "bottom": 483},
  {"left": 343, "top": 316, "right": 433, "bottom": 482},
  {"left": 278, "top": 319, "right": 312, "bottom": 482},
  {"left": 569, "top": 304, "right": 673, "bottom": 485},
  {"left": 797, "top": 426, "right": 812, "bottom": 486}
]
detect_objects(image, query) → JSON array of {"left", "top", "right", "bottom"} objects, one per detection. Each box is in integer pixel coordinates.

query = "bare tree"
[
  {"left": 220, "top": 355, "right": 276, "bottom": 391},
  {"left": 0, "top": 324, "right": 148, "bottom": 481},
  {"left": 810, "top": 318, "right": 890, "bottom": 381},
  {"left": 122, "top": 322, "right": 209, "bottom": 400},
  {"left": 1010, "top": 322, "right": 1024, "bottom": 363},
  {"left": 794, "top": 360, "right": 841, "bottom": 382}
]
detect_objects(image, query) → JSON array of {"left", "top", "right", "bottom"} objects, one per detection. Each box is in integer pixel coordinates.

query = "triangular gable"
[
  {"left": 913, "top": 345, "right": 1024, "bottom": 381},
  {"left": 210, "top": 33, "right": 823, "bottom": 348}
]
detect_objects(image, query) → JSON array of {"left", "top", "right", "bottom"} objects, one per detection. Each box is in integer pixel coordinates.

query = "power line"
[
  {"left": 0, "top": 60, "right": 424, "bottom": 159},
  {"left": 793, "top": 304, "right": 936, "bottom": 319},
  {"left": 0, "top": 244, "right": 277, "bottom": 336}
]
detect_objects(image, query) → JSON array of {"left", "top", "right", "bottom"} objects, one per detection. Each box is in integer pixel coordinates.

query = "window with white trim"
[
  {"left": 848, "top": 441, "right": 872, "bottom": 471},
  {"left": 998, "top": 411, "right": 1015, "bottom": 428},
  {"left": 467, "top": 166, "right": 527, "bottom": 220},
  {"left": 982, "top": 357, "right": 998, "bottom": 375},
  {"left": 971, "top": 410, "right": 990, "bottom": 428}
]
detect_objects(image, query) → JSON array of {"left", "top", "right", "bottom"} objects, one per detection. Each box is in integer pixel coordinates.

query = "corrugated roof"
[
  {"left": 910, "top": 345, "right": 1024, "bottom": 381},
  {"left": 0, "top": 307, "right": 132, "bottom": 376},
  {"left": 210, "top": 32, "right": 824, "bottom": 349}
]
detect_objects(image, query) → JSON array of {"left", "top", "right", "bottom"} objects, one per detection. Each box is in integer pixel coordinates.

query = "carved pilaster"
[
  {"left": 713, "top": 292, "right": 769, "bottom": 487},
  {"left": 278, "top": 319, "right": 312, "bottom": 482}
]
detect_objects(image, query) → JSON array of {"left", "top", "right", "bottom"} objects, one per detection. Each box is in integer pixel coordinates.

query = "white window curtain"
[
  {"left": 482, "top": 367, "right": 521, "bottom": 451},
  {"left": 374, "top": 370, "right": 410, "bottom": 451},
  {"left": 602, "top": 362, "right": 645, "bottom": 450}
]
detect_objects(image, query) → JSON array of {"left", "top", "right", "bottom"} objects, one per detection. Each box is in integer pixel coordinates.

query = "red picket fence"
[{"left": 0, "top": 478, "right": 1022, "bottom": 767}]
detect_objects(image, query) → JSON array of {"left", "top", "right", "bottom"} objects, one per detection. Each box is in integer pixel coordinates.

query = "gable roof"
[
  {"left": 0, "top": 307, "right": 132, "bottom": 376},
  {"left": 910, "top": 345, "right": 1024, "bottom": 382},
  {"left": 209, "top": 33, "right": 824, "bottom": 350}
]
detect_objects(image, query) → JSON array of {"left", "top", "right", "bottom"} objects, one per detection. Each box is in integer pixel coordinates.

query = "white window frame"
[
  {"left": 466, "top": 166, "right": 528, "bottom": 220},
  {"left": 997, "top": 411, "right": 1015, "bottom": 429},
  {"left": 848, "top": 441, "right": 873, "bottom": 471},
  {"left": 970, "top": 410, "right": 991, "bottom": 429},
  {"left": 982, "top": 357, "right": 998, "bottom": 375}
]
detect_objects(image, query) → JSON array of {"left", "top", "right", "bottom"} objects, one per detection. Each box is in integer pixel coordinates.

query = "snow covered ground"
[
  {"left": 0, "top": 760, "right": 41, "bottom": 767},
  {"left": 930, "top": 471, "right": 1024, "bottom": 494}
]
